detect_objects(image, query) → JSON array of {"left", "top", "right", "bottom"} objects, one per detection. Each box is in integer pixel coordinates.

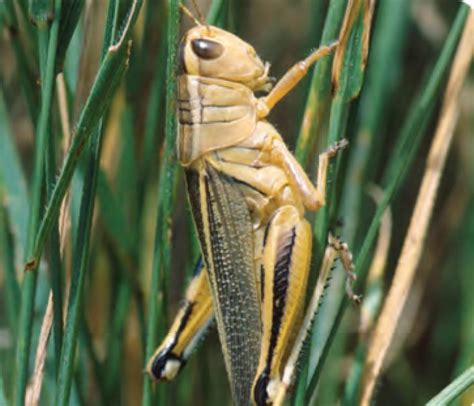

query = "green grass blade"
[
  {"left": 28, "top": 0, "right": 54, "bottom": 28},
  {"left": 426, "top": 366, "right": 474, "bottom": 406},
  {"left": 142, "top": 0, "right": 180, "bottom": 404},
  {"left": 0, "top": 91, "right": 29, "bottom": 255},
  {"left": 357, "top": 4, "right": 469, "bottom": 281},
  {"left": 0, "top": 203, "right": 21, "bottom": 338},
  {"left": 1, "top": 0, "right": 39, "bottom": 122},
  {"left": 304, "top": 4, "right": 470, "bottom": 401},
  {"left": 55, "top": 1, "right": 143, "bottom": 404},
  {"left": 31, "top": 1, "right": 141, "bottom": 270},
  {"left": 299, "top": 1, "right": 374, "bottom": 402},
  {"left": 340, "top": 0, "right": 409, "bottom": 400},
  {"left": 339, "top": 0, "right": 409, "bottom": 247},
  {"left": 295, "top": 0, "right": 347, "bottom": 166},
  {"left": 46, "top": 123, "right": 64, "bottom": 373},
  {"left": 14, "top": 0, "right": 62, "bottom": 402},
  {"left": 55, "top": 0, "right": 85, "bottom": 72},
  {"left": 293, "top": 2, "right": 348, "bottom": 403}
]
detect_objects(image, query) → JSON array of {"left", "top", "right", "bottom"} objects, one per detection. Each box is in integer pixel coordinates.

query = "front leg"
[{"left": 256, "top": 42, "right": 338, "bottom": 118}]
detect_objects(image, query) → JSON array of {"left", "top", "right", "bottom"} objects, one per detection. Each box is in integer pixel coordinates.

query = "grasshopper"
[{"left": 147, "top": 7, "right": 360, "bottom": 406}]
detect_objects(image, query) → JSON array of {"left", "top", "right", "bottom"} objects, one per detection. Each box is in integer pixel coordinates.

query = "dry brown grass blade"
[
  {"left": 360, "top": 11, "right": 474, "bottom": 406},
  {"left": 57, "top": 73, "right": 73, "bottom": 258},
  {"left": 25, "top": 292, "right": 53, "bottom": 406}
]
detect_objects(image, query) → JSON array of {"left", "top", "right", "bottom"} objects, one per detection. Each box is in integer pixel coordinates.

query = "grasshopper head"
[{"left": 180, "top": 25, "right": 271, "bottom": 91}]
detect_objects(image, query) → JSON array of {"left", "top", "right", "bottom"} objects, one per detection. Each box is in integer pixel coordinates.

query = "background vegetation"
[{"left": 0, "top": 0, "right": 472, "bottom": 405}]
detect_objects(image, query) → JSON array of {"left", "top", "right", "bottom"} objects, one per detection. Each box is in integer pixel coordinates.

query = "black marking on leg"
[
  {"left": 150, "top": 302, "right": 195, "bottom": 379},
  {"left": 254, "top": 368, "right": 270, "bottom": 406},
  {"left": 150, "top": 351, "right": 186, "bottom": 380},
  {"left": 267, "top": 227, "right": 296, "bottom": 368}
]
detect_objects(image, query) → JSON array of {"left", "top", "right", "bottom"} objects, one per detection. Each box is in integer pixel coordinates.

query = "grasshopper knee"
[
  {"left": 149, "top": 349, "right": 185, "bottom": 381},
  {"left": 253, "top": 370, "right": 270, "bottom": 406},
  {"left": 253, "top": 370, "right": 285, "bottom": 406}
]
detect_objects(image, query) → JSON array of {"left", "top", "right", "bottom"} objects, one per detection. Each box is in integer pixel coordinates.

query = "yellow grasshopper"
[{"left": 147, "top": 7, "right": 360, "bottom": 406}]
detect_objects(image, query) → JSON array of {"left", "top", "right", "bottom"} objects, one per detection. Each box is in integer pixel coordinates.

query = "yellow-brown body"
[{"left": 147, "top": 25, "right": 344, "bottom": 406}]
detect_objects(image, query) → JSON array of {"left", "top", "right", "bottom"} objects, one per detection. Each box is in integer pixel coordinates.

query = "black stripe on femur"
[
  {"left": 150, "top": 302, "right": 194, "bottom": 379},
  {"left": 267, "top": 227, "right": 296, "bottom": 367},
  {"left": 175, "top": 301, "right": 195, "bottom": 340}
]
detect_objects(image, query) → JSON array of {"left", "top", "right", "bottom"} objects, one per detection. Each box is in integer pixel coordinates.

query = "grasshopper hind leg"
[
  {"left": 271, "top": 234, "right": 361, "bottom": 406},
  {"left": 252, "top": 206, "right": 312, "bottom": 406},
  {"left": 146, "top": 259, "right": 214, "bottom": 381}
]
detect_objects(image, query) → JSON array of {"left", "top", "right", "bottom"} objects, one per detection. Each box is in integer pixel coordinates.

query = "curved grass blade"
[
  {"left": 29, "top": 0, "right": 142, "bottom": 272},
  {"left": 55, "top": 2, "right": 143, "bottom": 404},
  {"left": 426, "top": 366, "right": 474, "bottom": 406}
]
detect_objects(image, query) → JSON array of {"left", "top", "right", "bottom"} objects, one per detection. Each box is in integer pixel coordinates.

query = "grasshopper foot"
[{"left": 326, "top": 139, "right": 349, "bottom": 157}]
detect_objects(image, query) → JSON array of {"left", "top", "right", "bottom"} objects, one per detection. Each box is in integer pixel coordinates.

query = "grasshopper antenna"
[
  {"left": 190, "top": 0, "right": 207, "bottom": 26},
  {"left": 180, "top": 3, "right": 202, "bottom": 26}
]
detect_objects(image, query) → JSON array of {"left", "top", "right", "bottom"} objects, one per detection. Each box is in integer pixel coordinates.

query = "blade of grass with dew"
[
  {"left": 0, "top": 90, "right": 29, "bottom": 257},
  {"left": 304, "top": 4, "right": 470, "bottom": 402},
  {"left": 426, "top": 366, "right": 474, "bottom": 406},
  {"left": 55, "top": 1, "right": 143, "bottom": 404},
  {"left": 142, "top": 0, "right": 180, "bottom": 404},
  {"left": 14, "top": 0, "right": 63, "bottom": 402},
  {"left": 294, "top": 0, "right": 348, "bottom": 167}
]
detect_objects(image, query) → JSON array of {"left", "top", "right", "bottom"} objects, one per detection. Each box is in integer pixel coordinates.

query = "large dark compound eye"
[{"left": 191, "top": 38, "right": 224, "bottom": 59}]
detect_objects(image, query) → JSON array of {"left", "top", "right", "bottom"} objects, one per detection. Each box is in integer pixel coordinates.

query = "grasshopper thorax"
[{"left": 180, "top": 25, "right": 271, "bottom": 91}]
